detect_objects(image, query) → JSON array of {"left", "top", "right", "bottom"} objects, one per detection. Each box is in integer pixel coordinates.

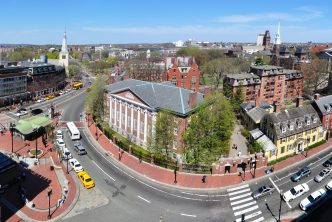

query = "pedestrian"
[
  {"left": 202, "top": 175, "right": 206, "bottom": 183},
  {"left": 238, "top": 151, "right": 241, "bottom": 157},
  {"left": 210, "top": 167, "right": 213, "bottom": 175},
  {"left": 235, "top": 145, "right": 238, "bottom": 150}
]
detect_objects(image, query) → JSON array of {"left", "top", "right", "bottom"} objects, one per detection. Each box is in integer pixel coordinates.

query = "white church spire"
[
  {"left": 61, "top": 31, "right": 68, "bottom": 53},
  {"left": 274, "top": 22, "right": 281, "bottom": 45}
]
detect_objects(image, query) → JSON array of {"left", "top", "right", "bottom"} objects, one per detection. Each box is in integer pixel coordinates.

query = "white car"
[
  {"left": 62, "top": 147, "right": 72, "bottom": 160},
  {"left": 68, "top": 158, "right": 83, "bottom": 172},
  {"left": 56, "top": 130, "right": 63, "bottom": 139},
  {"left": 283, "top": 183, "right": 309, "bottom": 202},
  {"left": 37, "top": 98, "right": 45, "bottom": 103},
  {"left": 326, "top": 180, "right": 332, "bottom": 190},
  {"left": 59, "top": 91, "right": 65, "bottom": 95},
  {"left": 14, "top": 110, "right": 28, "bottom": 117},
  {"left": 314, "top": 168, "right": 332, "bottom": 183},
  {"left": 299, "top": 189, "right": 327, "bottom": 211},
  {"left": 56, "top": 138, "right": 66, "bottom": 148}
]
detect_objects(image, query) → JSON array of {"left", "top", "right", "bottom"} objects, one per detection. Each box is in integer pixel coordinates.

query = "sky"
[{"left": 0, "top": 0, "right": 331, "bottom": 44}]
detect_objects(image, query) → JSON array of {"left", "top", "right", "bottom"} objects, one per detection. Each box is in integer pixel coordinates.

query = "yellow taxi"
[
  {"left": 77, "top": 171, "right": 95, "bottom": 189},
  {"left": 45, "top": 95, "right": 55, "bottom": 100}
]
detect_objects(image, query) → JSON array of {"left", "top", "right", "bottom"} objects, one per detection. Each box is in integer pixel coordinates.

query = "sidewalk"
[{"left": 86, "top": 119, "right": 332, "bottom": 190}]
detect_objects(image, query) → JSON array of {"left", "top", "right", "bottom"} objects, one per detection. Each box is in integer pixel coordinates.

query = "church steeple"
[
  {"left": 274, "top": 22, "right": 281, "bottom": 45},
  {"left": 61, "top": 31, "right": 68, "bottom": 53}
]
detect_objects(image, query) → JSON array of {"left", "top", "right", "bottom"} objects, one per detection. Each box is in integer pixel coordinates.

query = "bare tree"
[{"left": 301, "top": 58, "right": 329, "bottom": 93}]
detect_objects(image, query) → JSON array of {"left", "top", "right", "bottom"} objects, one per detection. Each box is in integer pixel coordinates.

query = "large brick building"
[
  {"left": 104, "top": 79, "right": 204, "bottom": 156},
  {"left": 312, "top": 94, "right": 332, "bottom": 139},
  {"left": 224, "top": 65, "right": 304, "bottom": 106},
  {"left": 166, "top": 57, "right": 200, "bottom": 92}
]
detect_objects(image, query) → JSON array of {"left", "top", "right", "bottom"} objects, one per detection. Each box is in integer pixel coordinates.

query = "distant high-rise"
[
  {"left": 263, "top": 30, "right": 271, "bottom": 49},
  {"left": 257, "top": 34, "right": 264, "bottom": 46}
]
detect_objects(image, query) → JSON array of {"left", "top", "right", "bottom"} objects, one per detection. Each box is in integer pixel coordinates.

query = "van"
[{"left": 74, "top": 144, "right": 87, "bottom": 155}]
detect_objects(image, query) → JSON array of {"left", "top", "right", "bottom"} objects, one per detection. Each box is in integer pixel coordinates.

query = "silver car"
[{"left": 314, "top": 168, "right": 332, "bottom": 183}]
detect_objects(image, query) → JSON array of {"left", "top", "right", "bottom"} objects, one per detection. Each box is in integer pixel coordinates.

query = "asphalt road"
[{"left": 34, "top": 80, "right": 332, "bottom": 222}]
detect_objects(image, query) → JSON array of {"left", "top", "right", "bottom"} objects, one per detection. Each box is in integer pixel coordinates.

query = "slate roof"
[
  {"left": 247, "top": 107, "right": 268, "bottom": 123},
  {"left": 241, "top": 101, "right": 272, "bottom": 111},
  {"left": 312, "top": 95, "right": 332, "bottom": 115},
  {"left": 295, "top": 48, "right": 307, "bottom": 54},
  {"left": 105, "top": 79, "right": 204, "bottom": 116},
  {"left": 267, "top": 105, "right": 321, "bottom": 139},
  {"left": 225, "top": 73, "right": 260, "bottom": 86}
]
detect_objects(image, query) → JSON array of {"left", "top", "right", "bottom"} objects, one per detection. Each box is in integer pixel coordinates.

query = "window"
[
  {"left": 282, "top": 127, "right": 286, "bottom": 133},
  {"left": 116, "top": 111, "right": 119, "bottom": 121},
  {"left": 298, "top": 121, "right": 302, "bottom": 128},
  {"left": 127, "top": 116, "right": 131, "bottom": 127},
  {"left": 290, "top": 124, "right": 294, "bottom": 131},
  {"left": 287, "top": 144, "right": 292, "bottom": 151},
  {"left": 306, "top": 119, "right": 310, "bottom": 125},
  {"left": 312, "top": 135, "right": 316, "bottom": 142},
  {"left": 133, "top": 119, "right": 137, "bottom": 130},
  {"left": 281, "top": 146, "right": 285, "bottom": 154},
  {"left": 313, "top": 117, "right": 317, "bottom": 123}
]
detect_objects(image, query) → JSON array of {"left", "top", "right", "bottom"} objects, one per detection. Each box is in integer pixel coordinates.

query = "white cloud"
[{"left": 216, "top": 7, "right": 324, "bottom": 23}]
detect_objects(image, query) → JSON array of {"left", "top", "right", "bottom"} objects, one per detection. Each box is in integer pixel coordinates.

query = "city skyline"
[{"left": 0, "top": 0, "right": 331, "bottom": 44}]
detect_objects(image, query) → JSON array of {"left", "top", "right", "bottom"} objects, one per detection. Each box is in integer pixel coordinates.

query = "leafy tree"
[
  {"left": 71, "top": 51, "right": 80, "bottom": 59},
  {"left": 183, "top": 93, "right": 235, "bottom": 164},
  {"left": 254, "top": 57, "right": 265, "bottom": 65},
  {"left": 47, "top": 52, "right": 59, "bottom": 59},
  {"left": 68, "top": 64, "right": 81, "bottom": 79},
  {"left": 223, "top": 81, "right": 233, "bottom": 99},
  {"left": 148, "top": 110, "right": 175, "bottom": 158},
  {"left": 232, "top": 84, "right": 244, "bottom": 112},
  {"left": 8, "top": 47, "right": 37, "bottom": 61},
  {"left": 85, "top": 75, "right": 106, "bottom": 121},
  {"left": 248, "top": 141, "right": 264, "bottom": 154}
]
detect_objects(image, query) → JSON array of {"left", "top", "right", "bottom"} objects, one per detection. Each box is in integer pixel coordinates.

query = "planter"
[{"left": 28, "top": 149, "right": 43, "bottom": 158}]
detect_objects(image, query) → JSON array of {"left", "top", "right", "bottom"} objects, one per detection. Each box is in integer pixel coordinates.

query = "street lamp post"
[
  {"left": 47, "top": 187, "right": 52, "bottom": 219},
  {"left": 66, "top": 153, "right": 69, "bottom": 174},
  {"left": 278, "top": 190, "right": 283, "bottom": 222},
  {"left": 10, "top": 123, "right": 15, "bottom": 154},
  {"left": 33, "top": 127, "right": 39, "bottom": 159},
  {"left": 174, "top": 161, "right": 178, "bottom": 184},
  {"left": 87, "top": 113, "right": 90, "bottom": 127},
  {"left": 95, "top": 121, "right": 98, "bottom": 140}
]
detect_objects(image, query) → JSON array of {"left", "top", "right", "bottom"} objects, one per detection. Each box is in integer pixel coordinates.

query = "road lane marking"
[
  {"left": 180, "top": 213, "right": 197, "bottom": 218},
  {"left": 269, "top": 177, "right": 280, "bottom": 193},
  {"left": 82, "top": 131, "right": 221, "bottom": 202},
  {"left": 235, "top": 211, "right": 262, "bottom": 222},
  {"left": 250, "top": 216, "right": 265, "bottom": 222},
  {"left": 137, "top": 195, "right": 151, "bottom": 203},
  {"left": 234, "top": 205, "right": 259, "bottom": 216},
  {"left": 229, "top": 188, "right": 251, "bottom": 196},
  {"left": 229, "top": 192, "right": 251, "bottom": 201},
  {"left": 227, "top": 184, "right": 249, "bottom": 192},
  {"left": 232, "top": 201, "right": 257, "bottom": 211},
  {"left": 92, "top": 160, "right": 116, "bottom": 181},
  {"left": 180, "top": 191, "right": 228, "bottom": 197},
  {"left": 230, "top": 197, "right": 254, "bottom": 206}
]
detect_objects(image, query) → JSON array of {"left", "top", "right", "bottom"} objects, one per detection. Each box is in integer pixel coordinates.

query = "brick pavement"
[
  {"left": 0, "top": 125, "right": 78, "bottom": 221},
  {"left": 87, "top": 119, "right": 332, "bottom": 190}
]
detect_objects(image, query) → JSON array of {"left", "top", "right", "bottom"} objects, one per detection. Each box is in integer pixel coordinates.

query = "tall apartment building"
[
  {"left": 0, "top": 65, "right": 28, "bottom": 106},
  {"left": 224, "top": 65, "right": 304, "bottom": 105}
]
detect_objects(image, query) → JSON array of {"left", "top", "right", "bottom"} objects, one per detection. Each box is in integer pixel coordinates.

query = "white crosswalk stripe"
[{"left": 228, "top": 185, "right": 264, "bottom": 222}]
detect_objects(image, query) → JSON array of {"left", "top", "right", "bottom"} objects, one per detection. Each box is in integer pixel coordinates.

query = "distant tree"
[
  {"left": 232, "top": 84, "right": 244, "bottom": 112},
  {"left": 47, "top": 52, "right": 59, "bottom": 59},
  {"left": 301, "top": 58, "right": 329, "bottom": 93},
  {"left": 254, "top": 57, "right": 265, "bottom": 65},
  {"left": 68, "top": 64, "right": 81, "bottom": 79},
  {"left": 223, "top": 81, "right": 233, "bottom": 99}
]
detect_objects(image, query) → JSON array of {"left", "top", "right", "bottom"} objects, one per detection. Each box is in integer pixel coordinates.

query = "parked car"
[
  {"left": 37, "top": 98, "right": 45, "bottom": 103},
  {"left": 74, "top": 143, "right": 87, "bottom": 155},
  {"left": 252, "top": 185, "right": 275, "bottom": 200},
  {"left": 56, "top": 130, "right": 63, "bottom": 139},
  {"left": 31, "top": 108, "right": 43, "bottom": 115},
  {"left": 77, "top": 171, "right": 95, "bottom": 189},
  {"left": 291, "top": 167, "right": 311, "bottom": 182},
  {"left": 299, "top": 189, "right": 327, "bottom": 211},
  {"left": 326, "top": 180, "right": 332, "bottom": 191},
  {"left": 323, "top": 157, "right": 332, "bottom": 167},
  {"left": 56, "top": 138, "right": 66, "bottom": 148},
  {"left": 14, "top": 108, "right": 28, "bottom": 117},
  {"left": 62, "top": 147, "right": 72, "bottom": 160},
  {"left": 68, "top": 158, "right": 83, "bottom": 172},
  {"left": 314, "top": 168, "right": 332, "bottom": 183},
  {"left": 283, "top": 183, "right": 309, "bottom": 202}
]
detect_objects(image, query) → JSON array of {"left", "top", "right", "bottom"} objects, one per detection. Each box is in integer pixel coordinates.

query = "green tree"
[
  {"left": 148, "top": 110, "right": 175, "bottom": 158},
  {"left": 85, "top": 75, "right": 106, "bottom": 121},
  {"left": 223, "top": 81, "right": 233, "bottom": 99},
  {"left": 254, "top": 57, "right": 265, "bottom": 65},
  {"left": 47, "top": 52, "right": 59, "bottom": 59},
  {"left": 232, "top": 84, "right": 244, "bottom": 112},
  {"left": 68, "top": 64, "right": 81, "bottom": 79},
  {"left": 183, "top": 94, "right": 235, "bottom": 164},
  {"left": 249, "top": 141, "right": 264, "bottom": 154}
]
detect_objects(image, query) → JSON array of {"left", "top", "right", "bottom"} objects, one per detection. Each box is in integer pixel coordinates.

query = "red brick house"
[
  {"left": 104, "top": 79, "right": 204, "bottom": 157},
  {"left": 224, "top": 65, "right": 304, "bottom": 106},
  {"left": 166, "top": 57, "right": 200, "bottom": 92}
]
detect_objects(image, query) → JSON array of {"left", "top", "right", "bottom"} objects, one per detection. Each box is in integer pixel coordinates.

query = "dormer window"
[
  {"left": 297, "top": 121, "right": 302, "bottom": 128},
  {"left": 306, "top": 118, "right": 310, "bottom": 125},
  {"left": 325, "top": 105, "right": 331, "bottom": 112},
  {"left": 290, "top": 124, "right": 294, "bottom": 131},
  {"left": 313, "top": 116, "right": 317, "bottom": 123},
  {"left": 281, "top": 126, "right": 286, "bottom": 133}
]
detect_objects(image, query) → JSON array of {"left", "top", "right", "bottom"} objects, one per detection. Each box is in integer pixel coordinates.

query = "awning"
[{"left": 14, "top": 116, "right": 52, "bottom": 135}]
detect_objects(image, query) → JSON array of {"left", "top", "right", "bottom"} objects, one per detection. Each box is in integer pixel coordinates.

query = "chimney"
[
  {"left": 314, "top": 93, "right": 320, "bottom": 101},
  {"left": 188, "top": 90, "right": 198, "bottom": 108},
  {"left": 274, "top": 102, "right": 280, "bottom": 113},
  {"left": 296, "top": 97, "right": 303, "bottom": 107}
]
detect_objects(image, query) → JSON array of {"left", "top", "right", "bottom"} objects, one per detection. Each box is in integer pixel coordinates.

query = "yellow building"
[{"left": 258, "top": 105, "right": 326, "bottom": 162}]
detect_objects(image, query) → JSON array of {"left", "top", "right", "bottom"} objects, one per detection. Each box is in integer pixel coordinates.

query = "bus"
[
  {"left": 72, "top": 82, "right": 83, "bottom": 90},
  {"left": 66, "top": 122, "right": 80, "bottom": 140}
]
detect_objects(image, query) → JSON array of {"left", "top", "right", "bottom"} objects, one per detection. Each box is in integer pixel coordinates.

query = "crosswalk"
[{"left": 227, "top": 184, "right": 264, "bottom": 222}]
